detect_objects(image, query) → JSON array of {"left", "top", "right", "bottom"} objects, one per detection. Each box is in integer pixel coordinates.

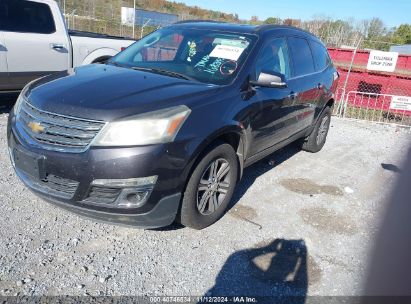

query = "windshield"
[{"left": 110, "top": 28, "right": 257, "bottom": 85}]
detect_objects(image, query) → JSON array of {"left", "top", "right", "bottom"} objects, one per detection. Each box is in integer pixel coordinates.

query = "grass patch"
[{"left": 341, "top": 106, "right": 411, "bottom": 126}]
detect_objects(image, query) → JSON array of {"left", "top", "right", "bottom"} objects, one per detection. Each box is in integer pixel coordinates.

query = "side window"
[
  {"left": 0, "top": 0, "right": 56, "bottom": 34},
  {"left": 133, "top": 33, "right": 183, "bottom": 62},
  {"left": 288, "top": 37, "right": 315, "bottom": 77},
  {"left": 254, "top": 38, "right": 290, "bottom": 79},
  {"left": 310, "top": 40, "right": 329, "bottom": 71}
]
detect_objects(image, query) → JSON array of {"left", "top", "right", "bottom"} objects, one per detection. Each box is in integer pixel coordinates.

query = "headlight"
[
  {"left": 14, "top": 85, "right": 30, "bottom": 117},
  {"left": 13, "top": 94, "right": 25, "bottom": 118},
  {"left": 14, "top": 79, "right": 38, "bottom": 117},
  {"left": 92, "top": 105, "right": 191, "bottom": 146}
]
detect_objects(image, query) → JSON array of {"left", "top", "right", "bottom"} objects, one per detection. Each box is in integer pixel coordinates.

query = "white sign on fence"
[
  {"left": 390, "top": 96, "right": 411, "bottom": 111},
  {"left": 121, "top": 7, "right": 135, "bottom": 26},
  {"left": 367, "top": 50, "right": 399, "bottom": 72}
]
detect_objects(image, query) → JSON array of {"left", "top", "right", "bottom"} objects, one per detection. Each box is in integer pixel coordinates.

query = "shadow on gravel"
[
  {"left": 203, "top": 239, "right": 308, "bottom": 303},
  {"left": 149, "top": 222, "right": 185, "bottom": 232},
  {"left": 0, "top": 93, "right": 18, "bottom": 114},
  {"left": 381, "top": 163, "right": 402, "bottom": 174},
  {"left": 227, "top": 143, "right": 301, "bottom": 212}
]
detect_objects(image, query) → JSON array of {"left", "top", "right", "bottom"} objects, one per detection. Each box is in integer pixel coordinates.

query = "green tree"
[
  {"left": 392, "top": 24, "right": 411, "bottom": 44},
  {"left": 367, "top": 17, "right": 386, "bottom": 39},
  {"left": 249, "top": 15, "right": 261, "bottom": 25},
  {"left": 263, "top": 17, "right": 281, "bottom": 24},
  {"left": 363, "top": 18, "right": 390, "bottom": 50}
]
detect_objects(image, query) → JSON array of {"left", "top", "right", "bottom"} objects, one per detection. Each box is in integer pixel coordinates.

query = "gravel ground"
[{"left": 0, "top": 108, "right": 410, "bottom": 297}]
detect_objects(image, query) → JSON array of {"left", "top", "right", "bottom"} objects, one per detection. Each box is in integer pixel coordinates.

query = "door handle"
[
  {"left": 288, "top": 92, "right": 298, "bottom": 99},
  {"left": 50, "top": 43, "right": 64, "bottom": 50}
]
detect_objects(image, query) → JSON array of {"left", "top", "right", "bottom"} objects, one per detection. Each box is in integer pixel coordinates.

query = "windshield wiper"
[{"left": 131, "top": 67, "right": 196, "bottom": 81}]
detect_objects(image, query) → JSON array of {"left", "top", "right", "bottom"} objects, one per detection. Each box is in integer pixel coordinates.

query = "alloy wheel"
[
  {"left": 196, "top": 158, "right": 231, "bottom": 215},
  {"left": 316, "top": 115, "right": 329, "bottom": 145}
]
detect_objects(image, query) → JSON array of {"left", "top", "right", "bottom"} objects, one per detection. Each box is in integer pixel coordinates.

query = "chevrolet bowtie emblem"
[{"left": 28, "top": 121, "right": 45, "bottom": 134}]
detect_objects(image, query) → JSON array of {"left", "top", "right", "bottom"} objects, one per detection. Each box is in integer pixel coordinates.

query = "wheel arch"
[
  {"left": 315, "top": 97, "right": 335, "bottom": 123},
  {"left": 81, "top": 48, "right": 119, "bottom": 65},
  {"left": 326, "top": 98, "right": 335, "bottom": 109},
  {"left": 181, "top": 125, "right": 246, "bottom": 195}
]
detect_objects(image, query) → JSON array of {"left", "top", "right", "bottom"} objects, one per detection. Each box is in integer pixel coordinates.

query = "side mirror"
[{"left": 250, "top": 71, "right": 287, "bottom": 88}]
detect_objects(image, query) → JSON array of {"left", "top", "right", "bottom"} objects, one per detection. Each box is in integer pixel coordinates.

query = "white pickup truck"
[{"left": 0, "top": 0, "right": 135, "bottom": 93}]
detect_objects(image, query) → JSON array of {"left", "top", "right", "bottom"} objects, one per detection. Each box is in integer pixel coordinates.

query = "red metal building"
[{"left": 328, "top": 48, "right": 411, "bottom": 114}]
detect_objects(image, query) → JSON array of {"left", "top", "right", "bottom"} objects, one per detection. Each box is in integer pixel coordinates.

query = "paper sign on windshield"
[{"left": 209, "top": 45, "right": 245, "bottom": 61}]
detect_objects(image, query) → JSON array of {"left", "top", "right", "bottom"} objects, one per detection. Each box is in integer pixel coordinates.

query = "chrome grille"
[
  {"left": 39, "top": 174, "right": 79, "bottom": 199},
  {"left": 19, "top": 171, "right": 79, "bottom": 200},
  {"left": 18, "top": 100, "right": 105, "bottom": 152}
]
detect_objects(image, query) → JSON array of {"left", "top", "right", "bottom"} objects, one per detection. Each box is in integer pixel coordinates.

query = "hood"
[{"left": 26, "top": 64, "right": 221, "bottom": 121}]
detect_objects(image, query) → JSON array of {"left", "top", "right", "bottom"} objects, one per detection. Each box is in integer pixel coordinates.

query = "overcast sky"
[{"left": 177, "top": 0, "right": 410, "bottom": 27}]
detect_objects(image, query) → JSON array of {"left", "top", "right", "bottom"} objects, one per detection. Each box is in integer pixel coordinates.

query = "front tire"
[
  {"left": 178, "top": 142, "right": 238, "bottom": 230},
  {"left": 302, "top": 106, "right": 331, "bottom": 153}
]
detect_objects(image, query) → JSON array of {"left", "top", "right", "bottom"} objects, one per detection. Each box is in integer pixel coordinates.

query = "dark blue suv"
[{"left": 7, "top": 22, "right": 339, "bottom": 229}]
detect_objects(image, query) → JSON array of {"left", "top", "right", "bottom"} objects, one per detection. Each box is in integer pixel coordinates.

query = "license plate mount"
[{"left": 13, "top": 148, "right": 46, "bottom": 180}]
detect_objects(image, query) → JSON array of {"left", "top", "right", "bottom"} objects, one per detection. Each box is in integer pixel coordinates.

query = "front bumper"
[
  {"left": 7, "top": 114, "right": 189, "bottom": 228},
  {"left": 36, "top": 191, "right": 181, "bottom": 228}
]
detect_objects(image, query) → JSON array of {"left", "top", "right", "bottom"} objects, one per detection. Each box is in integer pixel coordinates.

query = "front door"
[
  {"left": 248, "top": 37, "right": 299, "bottom": 156},
  {"left": 1, "top": 0, "right": 69, "bottom": 90}
]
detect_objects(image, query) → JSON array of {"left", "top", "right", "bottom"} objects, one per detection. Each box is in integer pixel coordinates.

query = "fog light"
[
  {"left": 126, "top": 192, "right": 147, "bottom": 203},
  {"left": 91, "top": 176, "right": 157, "bottom": 188},
  {"left": 118, "top": 189, "right": 152, "bottom": 208},
  {"left": 90, "top": 176, "right": 157, "bottom": 208}
]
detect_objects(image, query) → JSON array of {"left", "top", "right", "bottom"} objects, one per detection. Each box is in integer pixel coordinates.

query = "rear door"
[
  {"left": 287, "top": 36, "right": 319, "bottom": 132},
  {"left": 309, "top": 39, "right": 336, "bottom": 118},
  {"left": 1, "top": 0, "right": 70, "bottom": 90}
]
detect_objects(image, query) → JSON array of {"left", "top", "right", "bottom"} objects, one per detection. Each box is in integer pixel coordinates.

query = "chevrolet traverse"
[{"left": 7, "top": 22, "right": 339, "bottom": 229}]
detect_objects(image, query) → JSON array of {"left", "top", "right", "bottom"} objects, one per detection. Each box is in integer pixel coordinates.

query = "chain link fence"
[
  {"left": 56, "top": 0, "right": 133, "bottom": 37},
  {"left": 56, "top": 0, "right": 208, "bottom": 39},
  {"left": 329, "top": 40, "right": 411, "bottom": 128}
]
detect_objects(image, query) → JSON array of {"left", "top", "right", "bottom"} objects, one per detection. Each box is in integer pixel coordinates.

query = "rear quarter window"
[
  {"left": 310, "top": 40, "right": 330, "bottom": 71},
  {"left": 288, "top": 37, "right": 315, "bottom": 77},
  {"left": 0, "top": 0, "right": 56, "bottom": 34}
]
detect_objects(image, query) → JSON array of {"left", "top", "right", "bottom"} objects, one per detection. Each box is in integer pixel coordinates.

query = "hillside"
[
  {"left": 128, "top": 0, "right": 239, "bottom": 22},
  {"left": 61, "top": 0, "right": 240, "bottom": 20},
  {"left": 58, "top": 0, "right": 240, "bottom": 37}
]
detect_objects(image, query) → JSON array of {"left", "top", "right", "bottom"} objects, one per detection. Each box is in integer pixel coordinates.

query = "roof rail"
[
  {"left": 256, "top": 24, "right": 315, "bottom": 36},
  {"left": 174, "top": 19, "right": 226, "bottom": 24}
]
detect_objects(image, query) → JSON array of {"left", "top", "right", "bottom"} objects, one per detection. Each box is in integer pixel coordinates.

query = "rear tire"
[
  {"left": 178, "top": 142, "right": 238, "bottom": 230},
  {"left": 302, "top": 106, "right": 331, "bottom": 153}
]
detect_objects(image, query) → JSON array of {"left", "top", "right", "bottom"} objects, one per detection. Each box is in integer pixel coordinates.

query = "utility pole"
[
  {"left": 132, "top": 0, "right": 136, "bottom": 38},
  {"left": 141, "top": 19, "right": 151, "bottom": 38},
  {"left": 339, "top": 37, "right": 362, "bottom": 117}
]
